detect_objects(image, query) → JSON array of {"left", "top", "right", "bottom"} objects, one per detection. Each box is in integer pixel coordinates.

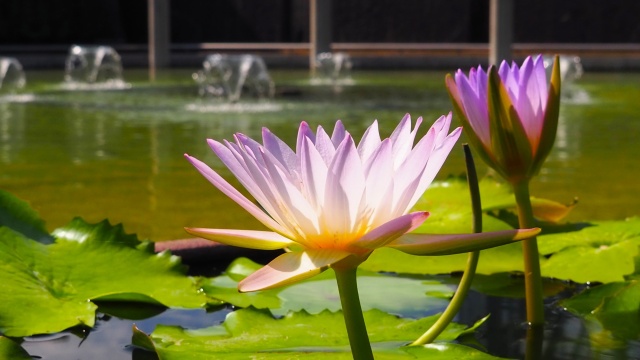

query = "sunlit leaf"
[
  {"left": 0, "top": 189, "right": 53, "bottom": 243},
  {"left": 132, "top": 308, "right": 508, "bottom": 359},
  {"left": 365, "top": 180, "right": 639, "bottom": 284},
  {"left": 0, "top": 219, "right": 213, "bottom": 337},
  {"left": 412, "top": 178, "right": 514, "bottom": 234},
  {"left": 362, "top": 242, "right": 528, "bottom": 275},
  {"left": 538, "top": 218, "right": 640, "bottom": 283},
  {"left": 202, "top": 258, "right": 453, "bottom": 318}
]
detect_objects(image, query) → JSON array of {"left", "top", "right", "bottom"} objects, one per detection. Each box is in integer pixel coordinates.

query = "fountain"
[
  {"left": 0, "top": 57, "right": 26, "bottom": 92},
  {"left": 312, "top": 52, "right": 354, "bottom": 86},
  {"left": 544, "top": 55, "right": 583, "bottom": 83},
  {"left": 193, "top": 54, "right": 275, "bottom": 103},
  {"left": 544, "top": 55, "right": 587, "bottom": 103},
  {"left": 63, "top": 45, "right": 128, "bottom": 89}
]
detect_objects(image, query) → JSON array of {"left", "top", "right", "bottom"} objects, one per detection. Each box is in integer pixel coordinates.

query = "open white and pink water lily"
[{"left": 185, "top": 114, "right": 540, "bottom": 292}]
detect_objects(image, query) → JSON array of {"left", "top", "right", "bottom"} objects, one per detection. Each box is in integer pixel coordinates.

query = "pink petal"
[
  {"left": 386, "top": 228, "right": 541, "bottom": 255},
  {"left": 238, "top": 249, "right": 351, "bottom": 292},
  {"left": 314, "top": 125, "right": 337, "bottom": 165},
  {"left": 390, "top": 123, "right": 437, "bottom": 216},
  {"left": 184, "top": 154, "right": 292, "bottom": 237},
  {"left": 357, "top": 120, "right": 382, "bottom": 162},
  {"left": 261, "top": 148, "right": 321, "bottom": 240},
  {"left": 183, "top": 228, "right": 294, "bottom": 250},
  {"left": 324, "top": 135, "right": 366, "bottom": 234},
  {"left": 390, "top": 113, "right": 415, "bottom": 168},
  {"left": 300, "top": 136, "right": 328, "bottom": 210},
  {"left": 296, "top": 121, "right": 316, "bottom": 155},
  {"left": 262, "top": 127, "right": 299, "bottom": 175},
  {"left": 455, "top": 71, "right": 491, "bottom": 146},
  {"left": 405, "top": 121, "right": 462, "bottom": 212},
  {"left": 362, "top": 138, "right": 394, "bottom": 213},
  {"left": 353, "top": 211, "right": 429, "bottom": 249},
  {"left": 330, "top": 120, "right": 347, "bottom": 147}
]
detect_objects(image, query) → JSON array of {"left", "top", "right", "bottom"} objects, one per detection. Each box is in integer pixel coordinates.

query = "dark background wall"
[{"left": 0, "top": 0, "right": 638, "bottom": 45}]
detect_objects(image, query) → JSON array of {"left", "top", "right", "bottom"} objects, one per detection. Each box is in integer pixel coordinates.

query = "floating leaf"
[
  {"left": 132, "top": 308, "right": 507, "bottom": 359},
  {"left": 538, "top": 218, "right": 640, "bottom": 283},
  {"left": 365, "top": 179, "right": 639, "bottom": 284},
  {"left": 562, "top": 281, "right": 640, "bottom": 340},
  {"left": 0, "top": 336, "right": 31, "bottom": 360},
  {"left": 0, "top": 219, "right": 213, "bottom": 337},
  {"left": 0, "top": 189, "right": 53, "bottom": 243},
  {"left": 361, "top": 242, "right": 528, "bottom": 276},
  {"left": 412, "top": 179, "right": 514, "bottom": 234},
  {"left": 202, "top": 258, "right": 453, "bottom": 318}
]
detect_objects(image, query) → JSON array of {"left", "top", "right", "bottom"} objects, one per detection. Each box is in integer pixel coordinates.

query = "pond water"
[
  {"left": 2, "top": 69, "right": 640, "bottom": 241},
  {"left": 2, "top": 69, "right": 640, "bottom": 359}
]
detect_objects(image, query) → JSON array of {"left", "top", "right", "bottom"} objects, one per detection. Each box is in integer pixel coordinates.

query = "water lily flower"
[
  {"left": 446, "top": 55, "right": 561, "bottom": 184},
  {"left": 185, "top": 114, "right": 540, "bottom": 292},
  {"left": 446, "top": 55, "right": 562, "bottom": 325}
]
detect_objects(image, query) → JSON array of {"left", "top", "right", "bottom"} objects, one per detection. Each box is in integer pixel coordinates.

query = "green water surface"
[{"left": 1, "top": 69, "right": 638, "bottom": 241}]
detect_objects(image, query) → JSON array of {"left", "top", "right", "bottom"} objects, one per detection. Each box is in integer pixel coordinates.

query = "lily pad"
[
  {"left": 0, "top": 188, "right": 53, "bottom": 243},
  {"left": 538, "top": 218, "right": 640, "bottom": 283},
  {"left": 361, "top": 242, "right": 528, "bottom": 276},
  {"left": 413, "top": 178, "right": 574, "bottom": 234},
  {"left": 364, "top": 179, "right": 640, "bottom": 284},
  {"left": 562, "top": 281, "right": 640, "bottom": 340},
  {"left": 202, "top": 258, "right": 454, "bottom": 318},
  {"left": 412, "top": 179, "right": 514, "bottom": 234},
  {"left": 0, "top": 219, "right": 213, "bottom": 337},
  {"left": 0, "top": 337, "right": 31, "bottom": 360},
  {"left": 132, "top": 308, "right": 507, "bottom": 359}
]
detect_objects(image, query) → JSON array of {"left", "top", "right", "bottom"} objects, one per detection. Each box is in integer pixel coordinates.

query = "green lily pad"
[
  {"left": 538, "top": 218, "right": 640, "bottom": 283},
  {"left": 0, "top": 188, "right": 53, "bottom": 243},
  {"left": 364, "top": 179, "right": 640, "bottom": 284},
  {"left": 202, "top": 258, "right": 454, "bottom": 318},
  {"left": 132, "top": 308, "right": 507, "bottom": 359},
  {"left": 361, "top": 242, "right": 528, "bottom": 276},
  {"left": 413, "top": 177, "right": 575, "bottom": 234},
  {"left": 0, "top": 219, "right": 213, "bottom": 337},
  {"left": 562, "top": 281, "right": 640, "bottom": 340},
  {"left": 537, "top": 217, "right": 640, "bottom": 255},
  {"left": 412, "top": 179, "right": 514, "bottom": 234},
  {"left": 0, "top": 337, "right": 31, "bottom": 360}
]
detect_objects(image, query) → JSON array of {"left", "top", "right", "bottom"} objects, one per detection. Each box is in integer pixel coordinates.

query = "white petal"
[
  {"left": 324, "top": 135, "right": 366, "bottom": 234},
  {"left": 262, "top": 127, "right": 299, "bottom": 176},
  {"left": 261, "top": 148, "right": 321, "bottom": 241},
  {"left": 301, "top": 136, "right": 328, "bottom": 211},
  {"left": 238, "top": 249, "right": 351, "bottom": 292},
  {"left": 357, "top": 119, "right": 382, "bottom": 162},
  {"left": 330, "top": 120, "right": 347, "bottom": 147},
  {"left": 314, "top": 125, "right": 337, "bottom": 165},
  {"left": 185, "top": 154, "right": 292, "bottom": 237}
]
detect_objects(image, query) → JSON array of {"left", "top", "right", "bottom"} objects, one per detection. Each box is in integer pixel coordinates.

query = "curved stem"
[
  {"left": 512, "top": 180, "right": 545, "bottom": 325},
  {"left": 334, "top": 267, "right": 374, "bottom": 360},
  {"left": 411, "top": 251, "right": 479, "bottom": 345},
  {"left": 411, "top": 144, "right": 482, "bottom": 345}
]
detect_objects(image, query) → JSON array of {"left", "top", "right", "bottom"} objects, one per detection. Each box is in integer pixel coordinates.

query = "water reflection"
[
  {"left": 21, "top": 308, "right": 230, "bottom": 360},
  {"left": 0, "top": 70, "right": 639, "bottom": 240}
]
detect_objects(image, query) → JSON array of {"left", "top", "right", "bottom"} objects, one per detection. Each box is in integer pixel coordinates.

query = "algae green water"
[{"left": 0, "top": 69, "right": 638, "bottom": 241}]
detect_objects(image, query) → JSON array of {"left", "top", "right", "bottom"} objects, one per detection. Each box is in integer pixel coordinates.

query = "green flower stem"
[
  {"left": 411, "top": 144, "right": 482, "bottom": 346},
  {"left": 334, "top": 266, "right": 374, "bottom": 360},
  {"left": 512, "top": 180, "right": 545, "bottom": 325},
  {"left": 411, "top": 251, "right": 479, "bottom": 345}
]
